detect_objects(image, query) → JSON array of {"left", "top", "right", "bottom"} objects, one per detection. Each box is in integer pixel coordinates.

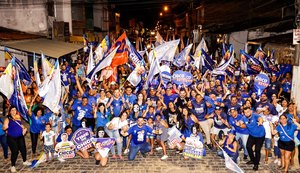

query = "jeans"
[
  {"left": 105, "top": 127, "right": 122, "bottom": 156},
  {"left": 246, "top": 135, "right": 265, "bottom": 165},
  {"left": 7, "top": 135, "right": 27, "bottom": 166},
  {"left": 0, "top": 134, "right": 8, "bottom": 158},
  {"left": 235, "top": 133, "right": 249, "bottom": 156},
  {"left": 30, "top": 132, "right": 39, "bottom": 154},
  {"left": 128, "top": 142, "right": 151, "bottom": 161}
]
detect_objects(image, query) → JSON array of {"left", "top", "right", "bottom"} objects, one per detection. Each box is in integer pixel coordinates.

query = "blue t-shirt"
[
  {"left": 0, "top": 118, "right": 5, "bottom": 136},
  {"left": 213, "top": 112, "right": 228, "bottom": 129},
  {"left": 276, "top": 123, "right": 297, "bottom": 142},
  {"left": 192, "top": 100, "right": 207, "bottom": 121},
  {"left": 242, "top": 113, "right": 265, "bottom": 137},
  {"left": 124, "top": 94, "right": 137, "bottom": 105},
  {"left": 71, "top": 104, "right": 93, "bottom": 126},
  {"left": 110, "top": 97, "right": 123, "bottom": 117},
  {"left": 30, "top": 113, "right": 45, "bottom": 133},
  {"left": 204, "top": 96, "right": 216, "bottom": 115},
  {"left": 128, "top": 124, "right": 153, "bottom": 146},
  {"left": 228, "top": 114, "right": 249, "bottom": 135},
  {"left": 282, "top": 80, "right": 292, "bottom": 93},
  {"left": 96, "top": 111, "right": 109, "bottom": 128},
  {"left": 163, "top": 94, "right": 178, "bottom": 105},
  {"left": 61, "top": 70, "right": 70, "bottom": 86}
]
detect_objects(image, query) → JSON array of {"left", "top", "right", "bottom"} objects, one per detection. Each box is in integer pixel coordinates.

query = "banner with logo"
[
  {"left": 167, "top": 126, "right": 182, "bottom": 148},
  {"left": 172, "top": 70, "right": 194, "bottom": 86},
  {"left": 254, "top": 73, "right": 270, "bottom": 95},
  {"left": 161, "top": 71, "right": 172, "bottom": 86},
  {"left": 183, "top": 136, "right": 206, "bottom": 159},
  {"left": 72, "top": 128, "right": 93, "bottom": 151},
  {"left": 92, "top": 138, "right": 116, "bottom": 158}
]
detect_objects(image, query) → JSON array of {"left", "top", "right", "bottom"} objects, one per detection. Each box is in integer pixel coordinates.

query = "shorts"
[
  {"left": 264, "top": 138, "right": 271, "bottom": 149},
  {"left": 278, "top": 140, "right": 295, "bottom": 152},
  {"left": 210, "top": 127, "right": 229, "bottom": 136},
  {"left": 44, "top": 145, "right": 55, "bottom": 153}
]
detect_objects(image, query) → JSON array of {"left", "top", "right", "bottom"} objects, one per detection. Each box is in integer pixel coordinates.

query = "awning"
[{"left": 1, "top": 38, "right": 83, "bottom": 58}]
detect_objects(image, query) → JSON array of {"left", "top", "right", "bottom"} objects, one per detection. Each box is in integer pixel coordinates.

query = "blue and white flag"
[
  {"left": 41, "top": 52, "right": 53, "bottom": 78},
  {"left": 155, "top": 32, "right": 165, "bottom": 47},
  {"left": 94, "top": 44, "right": 104, "bottom": 64},
  {"left": 9, "top": 58, "right": 29, "bottom": 121},
  {"left": 240, "top": 50, "right": 262, "bottom": 75},
  {"left": 173, "top": 43, "right": 193, "bottom": 67},
  {"left": 145, "top": 51, "right": 161, "bottom": 88},
  {"left": 43, "top": 60, "right": 61, "bottom": 114},
  {"left": 127, "top": 38, "right": 146, "bottom": 69},
  {"left": 201, "top": 49, "right": 215, "bottom": 71},
  {"left": 86, "top": 46, "right": 119, "bottom": 87}
]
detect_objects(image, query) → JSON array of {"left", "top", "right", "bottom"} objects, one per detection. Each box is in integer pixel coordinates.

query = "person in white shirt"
[
  {"left": 40, "top": 123, "right": 55, "bottom": 161},
  {"left": 104, "top": 111, "right": 129, "bottom": 160},
  {"left": 261, "top": 108, "right": 273, "bottom": 164}
]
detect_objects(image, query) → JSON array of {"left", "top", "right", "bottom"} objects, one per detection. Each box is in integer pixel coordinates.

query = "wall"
[
  {"left": 56, "top": 0, "right": 72, "bottom": 34},
  {"left": 229, "top": 31, "right": 248, "bottom": 57},
  {"left": 0, "top": 1, "right": 48, "bottom": 35}
]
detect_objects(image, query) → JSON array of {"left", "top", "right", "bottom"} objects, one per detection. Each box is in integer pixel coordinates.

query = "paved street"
[{"left": 0, "top": 133, "right": 300, "bottom": 173}]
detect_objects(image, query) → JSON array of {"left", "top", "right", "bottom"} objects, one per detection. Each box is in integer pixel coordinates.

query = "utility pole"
[{"left": 292, "top": 0, "right": 300, "bottom": 111}]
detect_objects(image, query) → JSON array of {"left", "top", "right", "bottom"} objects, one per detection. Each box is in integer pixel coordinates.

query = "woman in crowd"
[
  {"left": 271, "top": 114, "right": 300, "bottom": 172},
  {"left": 153, "top": 113, "right": 169, "bottom": 160},
  {"left": 181, "top": 106, "right": 199, "bottom": 138},
  {"left": 106, "top": 89, "right": 124, "bottom": 117},
  {"left": 28, "top": 96, "right": 46, "bottom": 158},
  {"left": 95, "top": 102, "right": 109, "bottom": 129},
  {"left": 217, "top": 129, "right": 239, "bottom": 163},
  {"left": 94, "top": 126, "right": 110, "bottom": 166},
  {"left": 2, "top": 106, "right": 31, "bottom": 173},
  {"left": 105, "top": 110, "right": 129, "bottom": 159}
]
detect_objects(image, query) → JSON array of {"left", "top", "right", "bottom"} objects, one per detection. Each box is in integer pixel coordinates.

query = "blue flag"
[
  {"left": 9, "top": 58, "right": 29, "bottom": 121},
  {"left": 127, "top": 38, "right": 146, "bottom": 70},
  {"left": 201, "top": 49, "right": 215, "bottom": 71}
]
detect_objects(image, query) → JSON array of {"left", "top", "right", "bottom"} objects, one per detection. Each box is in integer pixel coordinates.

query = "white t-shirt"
[
  {"left": 106, "top": 117, "right": 128, "bottom": 130},
  {"left": 262, "top": 115, "right": 272, "bottom": 139},
  {"left": 42, "top": 130, "right": 55, "bottom": 146}
]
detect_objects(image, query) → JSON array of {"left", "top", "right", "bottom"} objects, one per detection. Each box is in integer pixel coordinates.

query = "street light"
[
  {"left": 164, "top": 6, "right": 168, "bottom": 12},
  {"left": 160, "top": 12, "right": 163, "bottom": 16}
]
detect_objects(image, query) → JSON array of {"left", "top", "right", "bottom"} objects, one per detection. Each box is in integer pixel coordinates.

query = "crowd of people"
[{"left": 0, "top": 38, "right": 299, "bottom": 173}]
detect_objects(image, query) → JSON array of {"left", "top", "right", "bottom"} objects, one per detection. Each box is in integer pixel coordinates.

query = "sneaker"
[
  {"left": 155, "top": 147, "right": 163, "bottom": 151},
  {"left": 179, "top": 150, "right": 183, "bottom": 155},
  {"left": 58, "top": 158, "right": 66, "bottom": 162},
  {"left": 11, "top": 166, "right": 16, "bottom": 173},
  {"left": 277, "top": 160, "right": 281, "bottom": 166},
  {"left": 246, "top": 160, "right": 254, "bottom": 165},
  {"left": 124, "top": 149, "right": 129, "bottom": 154},
  {"left": 141, "top": 152, "right": 146, "bottom": 158},
  {"left": 95, "top": 160, "right": 100, "bottom": 165},
  {"left": 274, "top": 159, "right": 278, "bottom": 164},
  {"left": 175, "top": 149, "right": 180, "bottom": 154},
  {"left": 23, "top": 160, "right": 32, "bottom": 166},
  {"left": 161, "top": 155, "right": 168, "bottom": 160}
]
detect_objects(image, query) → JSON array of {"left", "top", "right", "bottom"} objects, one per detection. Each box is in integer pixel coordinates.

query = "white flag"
[
  {"left": 148, "top": 39, "right": 180, "bottom": 63},
  {"left": 94, "top": 44, "right": 104, "bottom": 63},
  {"left": 87, "top": 45, "right": 95, "bottom": 75},
  {"left": 145, "top": 51, "right": 161, "bottom": 88},
  {"left": 0, "top": 63, "right": 14, "bottom": 99},
  {"left": 193, "top": 38, "right": 208, "bottom": 69},
  {"left": 41, "top": 53, "right": 53, "bottom": 79},
  {"left": 223, "top": 150, "right": 244, "bottom": 173},
  {"left": 43, "top": 60, "right": 61, "bottom": 114}
]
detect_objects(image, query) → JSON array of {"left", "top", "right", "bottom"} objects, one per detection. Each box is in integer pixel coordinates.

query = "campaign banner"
[
  {"left": 183, "top": 136, "right": 206, "bottom": 159},
  {"left": 55, "top": 133, "right": 75, "bottom": 159},
  {"left": 172, "top": 70, "right": 193, "bottom": 86},
  {"left": 92, "top": 138, "right": 116, "bottom": 158},
  {"left": 161, "top": 71, "right": 172, "bottom": 86},
  {"left": 72, "top": 128, "right": 93, "bottom": 151},
  {"left": 167, "top": 126, "right": 182, "bottom": 148},
  {"left": 254, "top": 73, "right": 270, "bottom": 95}
]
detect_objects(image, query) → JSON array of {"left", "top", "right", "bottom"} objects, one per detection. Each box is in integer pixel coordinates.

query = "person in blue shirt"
[
  {"left": 123, "top": 86, "right": 137, "bottom": 108},
  {"left": 255, "top": 93, "right": 278, "bottom": 116},
  {"left": 0, "top": 116, "right": 8, "bottom": 160},
  {"left": 70, "top": 97, "right": 93, "bottom": 132},
  {"left": 56, "top": 125, "right": 73, "bottom": 143},
  {"left": 163, "top": 87, "right": 178, "bottom": 106},
  {"left": 217, "top": 129, "right": 239, "bottom": 163},
  {"left": 107, "top": 89, "right": 124, "bottom": 117},
  {"left": 236, "top": 106, "right": 265, "bottom": 171},
  {"left": 95, "top": 103, "right": 109, "bottom": 128},
  {"left": 125, "top": 116, "right": 153, "bottom": 160},
  {"left": 28, "top": 104, "right": 45, "bottom": 158},
  {"left": 210, "top": 106, "right": 230, "bottom": 149},
  {"left": 271, "top": 114, "right": 300, "bottom": 172},
  {"left": 228, "top": 107, "right": 249, "bottom": 160},
  {"left": 181, "top": 106, "right": 199, "bottom": 138},
  {"left": 61, "top": 64, "right": 70, "bottom": 97},
  {"left": 281, "top": 72, "right": 292, "bottom": 101}
]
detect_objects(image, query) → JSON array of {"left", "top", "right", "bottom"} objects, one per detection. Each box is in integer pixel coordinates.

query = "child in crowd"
[{"left": 40, "top": 123, "right": 56, "bottom": 161}]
